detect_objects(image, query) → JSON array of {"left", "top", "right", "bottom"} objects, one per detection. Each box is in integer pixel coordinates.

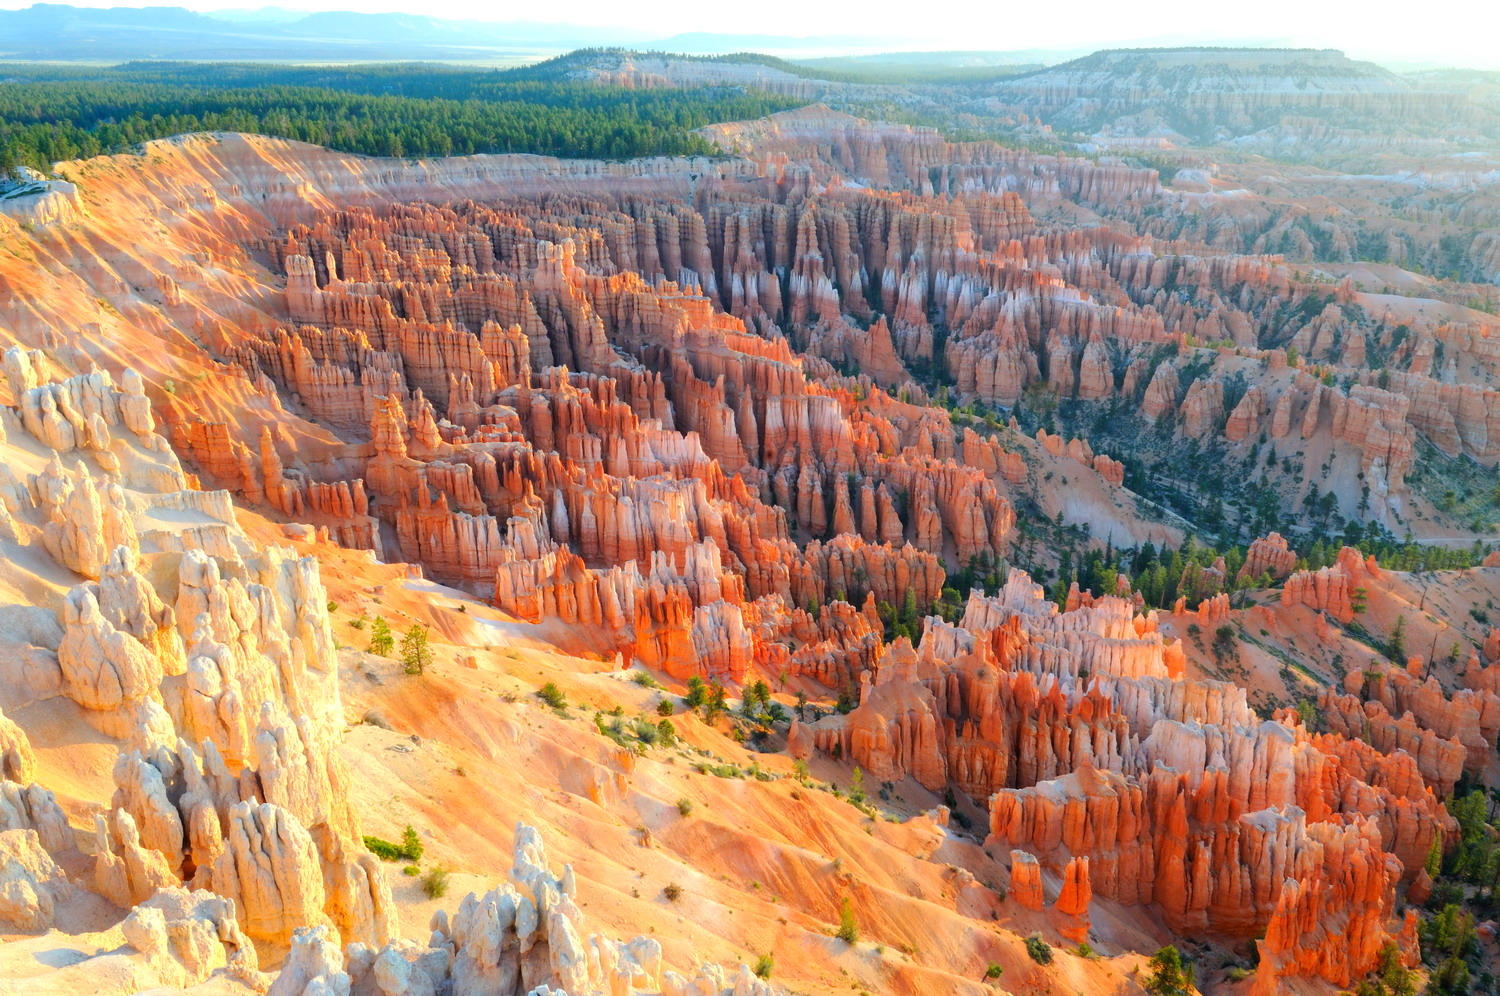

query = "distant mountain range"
[
  {"left": 3, "top": 5, "right": 1487, "bottom": 71},
  {"left": 0, "top": 4, "right": 636, "bottom": 59},
  {"left": 0, "top": 3, "right": 937, "bottom": 61}
]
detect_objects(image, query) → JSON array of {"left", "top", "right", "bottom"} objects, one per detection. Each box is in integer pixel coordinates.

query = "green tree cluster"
[{"left": 0, "top": 63, "right": 799, "bottom": 172}]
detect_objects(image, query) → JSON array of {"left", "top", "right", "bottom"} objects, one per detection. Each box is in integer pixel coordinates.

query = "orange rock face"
[
  {"left": 1281, "top": 553, "right": 1358, "bottom": 623},
  {"left": 215, "top": 194, "right": 1047, "bottom": 682},
  {"left": 1240, "top": 532, "right": 1298, "bottom": 582},
  {"left": 785, "top": 559, "right": 1451, "bottom": 989}
]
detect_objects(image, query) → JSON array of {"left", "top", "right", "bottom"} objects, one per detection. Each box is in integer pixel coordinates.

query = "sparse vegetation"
[
  {"left": 364, "top": 825, "right": 423, "bottom": 862},
  {"left": 683, "top": 676, "right": 708, "bottom": 709},
  {"left": 1352, "top": 941, "right": 1415, "bottom": 995},
  {"left": 399, "top": 623, "right": 431, "bottom": 675},
  {"left": 536, "top": 682, "right": 567, "bottom": 710},
  {"left": 420, "top": 866, "right": 450, "bottom": 899},
  {"left": 593, "top": 710, "right": 676, "bottom": 752},
  {"left": 368, "top": 616, "right": 394, "bottom": 656},
  {"left": 701, "top": 680, "right": 728, "bottom": 722},
  {"left": 1418, "top": 904, "right": 1478, "bottom": 995},
  {"left": 1387, "top": 615, "right": 1406, "bottom": 663},
  {"left": 1142, "top": 945, "right": 1193, "bottom": 996},
  {"left": 835, "top": 897, "right": 859, "bottom": 944},
  {"left": 848, "top": 766, "right": 867, "bottom": 806},
  {"left": 1024, "top": 935, "right": 1052, "bottom": 965}
]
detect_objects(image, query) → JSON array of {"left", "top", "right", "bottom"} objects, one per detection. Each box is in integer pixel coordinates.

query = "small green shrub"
[
  {"left": 752, "top": 953, "right": 773, "bottom": 979},
  {"left": 399, "top": 826, "right": 423, "bottom": 861},
  {"left": 421, "top": 866, "right": 449, "bottom": 899},
  {"left": 694, "top": 761, "right": 742, "bottom": 778},
  {"left": 835, "top": 897, "right": 859, "bottom": 944},
  {"left": 662, "top": 882, "right": 683, "bottom": 902},
  {"left": 1024, "top": 935, "right": 1052, "bottom": 965},
  {"left": 676, "top": 798, "right": 693, "bottom": 817},
  {"left": 985, "top": 963, "right": 1003, "bottom": 979},
  {"left": 849, "top": 766, "right": 866, "bottom": 805},
  {"left": 364, "top": 825, "right": 422, "bottom": 862},
  {"left": 537, "top": 682, "right": 567, "bottom": 709}
]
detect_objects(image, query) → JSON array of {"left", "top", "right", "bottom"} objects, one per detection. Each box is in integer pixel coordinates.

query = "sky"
[{"left": 5, "top": 0, "right": 1497, "bottom": 70}]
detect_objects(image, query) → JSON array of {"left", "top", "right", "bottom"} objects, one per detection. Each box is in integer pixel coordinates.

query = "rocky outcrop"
[
  {"left": 326, "top": 824, "right": 771, "bottom": 996},
  {"left": 205, "top": 801, "right": 331, "bottom": 949},
  {"left": 94, "top": 809, "right": 179, "bottom": 908},
  {"left": 1240, "top": 532, "right": 1297, "bottom": 582},
  {"left": 810, "top": 573, "right": 1189, "bottom": 798},
  {"left": 789, "top": 557, "right": 1434, "bottom": 987},
  {"left": 35, "top": 461, "right": 139, "bottom": 581},
  {"left": 0, "top": 782, "right": 69, "bottom": 855},
  {"left": 1009, "top": 850, "right": 1044, "bottom": 910},
  {"left": 0, "top": 358, "right": 397, "bottom": 970},
  {"left": 58, "top": 585, "right": 165, "bottom": 737},
  {"left": 123, "top": 889, "right": 263, "bottom": 991},
  {"left": 1054, "top": 856, "right": 1092, "bottom": 942},
  {"left": 1279, "top": 547, "right": 1370, "bottom": 623},
  {"left": 0, "top": 707, "right": 36, "bottom": 786},
  {"left": 0, "top": 829, "right": 73, "bottom": 930},
  {"left": 1329, "top": 660, "right": 1500, "bottom": 783},
  {"left": 1251, "top": 825, "right": 1416, "bottom": 993}
]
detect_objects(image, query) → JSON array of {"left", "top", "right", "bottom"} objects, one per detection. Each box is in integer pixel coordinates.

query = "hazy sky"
[{"left": 7, "top": 0, "right": 1497, "bottom": 69}]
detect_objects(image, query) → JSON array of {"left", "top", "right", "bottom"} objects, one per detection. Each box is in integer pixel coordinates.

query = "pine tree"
[
  {"left": 701, "top": 681, "right": 727, "bottom": 722},
  {"left": 1143, "top": 946, "right": 1194, "bottom": 996},
  {"left": 399, "top": 624, "right": 431, "bottom": 675},
  {"left": 368, "top": 616, "right": 394, "bottom": 656}
]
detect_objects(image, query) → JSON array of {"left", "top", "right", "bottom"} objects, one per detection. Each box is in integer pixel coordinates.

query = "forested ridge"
[{"left": 0, "top": 62, "right": 800, "bottom": 172}]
